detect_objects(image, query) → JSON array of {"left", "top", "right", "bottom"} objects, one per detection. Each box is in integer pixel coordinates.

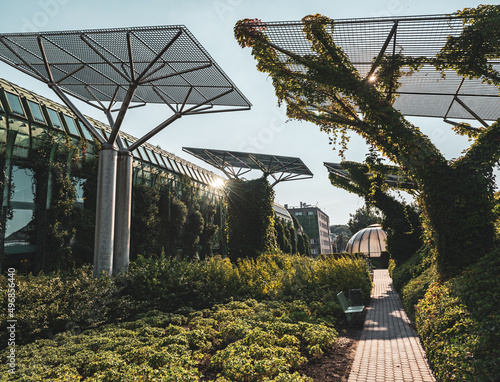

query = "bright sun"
[{"left": 212, "top": 178, "right": 226, "bottom": 189}]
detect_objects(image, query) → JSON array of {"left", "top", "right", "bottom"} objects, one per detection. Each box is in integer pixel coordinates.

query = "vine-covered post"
[
  {"left": 113, "top": 148, "right": 132, "bottom": 274},
  {"left": 93, "top": 144, "right": 117, "bottom": 277}
]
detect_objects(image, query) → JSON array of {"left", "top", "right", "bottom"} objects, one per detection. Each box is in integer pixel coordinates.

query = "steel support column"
[
  {"left": 113, "top": 149, "right": 133, "bottom": 274},
  {"left": 93, "top": 144, "right": 117, "bottom": 277}
]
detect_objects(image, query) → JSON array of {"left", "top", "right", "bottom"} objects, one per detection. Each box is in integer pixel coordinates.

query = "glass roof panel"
[
  {"left": 159, "top": 155, "right": 174, "bottom": 171},
  {"left": 146, "top": 149, "right": 160, "bottom": 166},
  {"left": 5, "top": 92, "right": 25, "bottom": 116},
  {"left": 27, "top": 100, "right": 46, "bottom": 124},
  {"left": 136, "top": 146, "right": 149, "bottom": 162},
  {"left": 63, "top": 115, "right": 81, "bottom": 137},
  {"left": 76, "top": 120, "right": 94, "bottom": 140},
  {"left": 46, "top": 108, "right": 63, "bottom": 129}
]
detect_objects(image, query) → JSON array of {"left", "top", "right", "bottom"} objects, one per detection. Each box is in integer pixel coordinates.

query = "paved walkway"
[{"left": 348, "top": 269, "right": 435, "bottom": 382}]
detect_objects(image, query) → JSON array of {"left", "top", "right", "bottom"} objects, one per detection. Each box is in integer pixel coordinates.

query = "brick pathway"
[{"left": 348, "top": 269, "right": 435, "bottom": 382}]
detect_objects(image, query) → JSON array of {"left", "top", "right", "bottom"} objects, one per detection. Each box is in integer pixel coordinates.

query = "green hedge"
[
  {"left": 415, "top": 248, "right": 500, "bottom": 381},
  {"left": 0, "top": 252, "right": 371, "bottom": 348}
]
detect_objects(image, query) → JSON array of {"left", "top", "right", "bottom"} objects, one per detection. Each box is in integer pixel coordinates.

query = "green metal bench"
[{"left": 337, "top": 291, "right": 364, "bottom": 324}]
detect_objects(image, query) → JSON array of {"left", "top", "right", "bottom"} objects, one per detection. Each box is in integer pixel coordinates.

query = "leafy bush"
[
  {"left": 391, "top": 245, "right": 433, "bottom": 293},
  {"left": 0, "top": 266, "right": 132, "bottom": 347},
  {"left": 415, "top": 248, "right": 500, "bottom": 381},
  {"left": 400, "top": 265, "right": 436, "bottom": 322},
  {"left": 226, "top": 177, "right": 277, "bottom": 260}
]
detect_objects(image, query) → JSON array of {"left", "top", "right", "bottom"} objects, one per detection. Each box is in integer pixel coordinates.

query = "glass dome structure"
[{"left": 345, "top": 224, "right": 387, "bottom": 257}]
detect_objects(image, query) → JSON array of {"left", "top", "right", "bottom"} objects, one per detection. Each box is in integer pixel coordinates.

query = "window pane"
[
  {"left": 27, "top": 100, "right": 45, "bottom": 124},
  {"left": 75, "top": 179, "right": 85, "bottom": 205},
  {"left": 5, "top": 92, "right": 25, "bottom": 116},
  {"left": 136, "top": 146, "right": 149, "bottom": 162},
  {"left": 173, "top": 161, "right": 185, "bottom": 175},
  {"left": 63, "top": 115, "right": 80, "bottom": 136},
  {"left": 0, "top": 116, "right": 6, "bottom": 144},
  {"left": 159, "top": 155, "right": 174, "bottom": 171},
  {"left": 11, "top": 166, "right": 35, "bottom": 202},
  {"left": 148, "top": 150, "right": 161, "bottom": 166},
  {"left": 47, "top": 108, "right": 63, "bottom": 129},
  {"left": 145, "top": 149, "right": 157, "bottom": 164},
  {"left": 76, "top": 120, "right": 94, "bottom": 141},
  {"left": 4, "top": 209, "right": 35, "bottom": 247}
]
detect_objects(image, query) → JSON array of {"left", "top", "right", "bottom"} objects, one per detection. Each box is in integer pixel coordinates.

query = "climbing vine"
[{"left": 225, "top": 177, "right": 277, "bottom": 261}]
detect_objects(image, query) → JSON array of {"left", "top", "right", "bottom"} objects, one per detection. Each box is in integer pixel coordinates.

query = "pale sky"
[{"left": 0, "top": 0, "right": 490, "bottom": 224}]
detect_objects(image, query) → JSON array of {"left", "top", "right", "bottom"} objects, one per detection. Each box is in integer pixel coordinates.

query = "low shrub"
[{"left": 415, "top": 248, "right": 500, "bottom": 381}]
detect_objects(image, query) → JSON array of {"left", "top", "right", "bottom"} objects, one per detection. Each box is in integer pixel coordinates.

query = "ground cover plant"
[
  {"left": 0, "top": 300, "right": 339, "bottom": 381},
  {"left": 0, "top": 252, "right": 371, "bottom": 381}
]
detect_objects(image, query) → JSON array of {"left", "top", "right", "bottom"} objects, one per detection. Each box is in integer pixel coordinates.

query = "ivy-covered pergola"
[{"left": 235, "top": 6, "right": 500, "bottom": 278}]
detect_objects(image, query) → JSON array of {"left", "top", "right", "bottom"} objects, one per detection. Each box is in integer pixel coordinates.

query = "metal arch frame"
[
  {"left": 182, "top": 147, "right": 313, "bottom": 187},
  {"left": 246, "top": 14, "right": 500, "bottom": 124},
  {"left": 0, "top": 26, "right": 251, "bottom": 277}
]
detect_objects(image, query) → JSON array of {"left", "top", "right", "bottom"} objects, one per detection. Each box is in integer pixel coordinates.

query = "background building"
[{"left": 285, "top": 202, "right": 333, "bottom": 256}]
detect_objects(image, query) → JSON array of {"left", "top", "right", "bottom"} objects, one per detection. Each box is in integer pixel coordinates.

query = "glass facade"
[{"left": 0, "top": 78, "right": 223, "bottom": 272}]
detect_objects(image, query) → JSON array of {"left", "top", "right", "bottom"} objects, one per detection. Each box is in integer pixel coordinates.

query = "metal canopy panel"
[
  {"left": 183, "top": 147, "right": 313, "bottom": 186},
  {"left": 324, "top": 162, "right": 417, "bottom": 189},
  {"left": 250, "top": 15, "right": 500, "bottom": 121},
  {"left": 0, "top": 26, "right": 251, "bottom": 110}
]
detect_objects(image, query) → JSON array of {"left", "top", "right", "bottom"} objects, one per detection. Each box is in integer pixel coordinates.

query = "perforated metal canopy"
[
  {"left": 183, "top": 147, "right": 313, "bottom": 186},
  {"left": 246, "top": 14, "right": 500, "bottom": 123},
  {"left": 0, "top": 25, "right": 251, "bottom": 147},
  {"left": 324, "top": 162, "right": 417, "bottom": 190},
  {"left": 0, "top": 25, "right": 251, "bottom": 107}
]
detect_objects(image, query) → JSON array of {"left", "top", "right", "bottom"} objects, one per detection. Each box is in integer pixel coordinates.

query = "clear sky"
[{"left": 0, "top": 0, "right": 489, "bottom": 224}]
